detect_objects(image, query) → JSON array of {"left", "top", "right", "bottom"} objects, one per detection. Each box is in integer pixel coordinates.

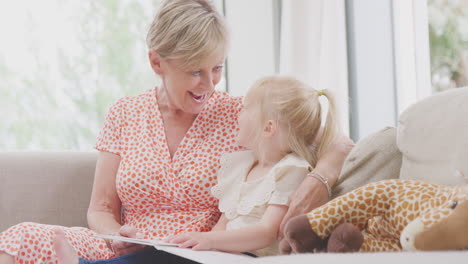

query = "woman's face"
[{"left": 154, "top": 52, "right": 225, "bottom": 114}]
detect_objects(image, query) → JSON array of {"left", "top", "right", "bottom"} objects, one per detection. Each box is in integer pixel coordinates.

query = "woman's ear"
[{"left": 148, "top": 50, "right": 163, "bottom": 75}]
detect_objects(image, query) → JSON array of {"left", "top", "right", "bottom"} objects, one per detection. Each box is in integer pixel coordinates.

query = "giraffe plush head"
[
  {"left": 280, "top": 179, "right": 468, "bottom": 254},
  {"left": 401, "top": 184, "right": 468, "bottom": 251}
]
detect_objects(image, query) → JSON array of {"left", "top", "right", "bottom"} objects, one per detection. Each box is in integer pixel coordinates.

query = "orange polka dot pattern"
[
  {"left": 0, "top": 88, "right": 242, "bottom": 263},
  {"left": 306, "top": 179, "right": 467, "bottom": 251}
]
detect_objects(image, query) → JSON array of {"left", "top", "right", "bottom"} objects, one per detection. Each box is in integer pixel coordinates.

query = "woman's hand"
[
  {"left": 107, "top": 225, "right": 147, "bottom": 256},
  {"left": 278, "top": 177, "right": 329, "bottom": 240},
  {"left": 165, "top": 232, "right": 213, "bottom": 251},
  {"left": 278, "top": 135, "right": 354, "bottom": 239}
]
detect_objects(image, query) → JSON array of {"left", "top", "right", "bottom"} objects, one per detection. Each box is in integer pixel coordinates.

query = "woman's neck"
[{"left": 156, "top": 86, "right": 197, "bottom": 119}]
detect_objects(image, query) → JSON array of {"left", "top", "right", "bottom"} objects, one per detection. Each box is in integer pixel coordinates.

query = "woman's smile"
[{"left": 188, "top": 91, "right": 208, "bottom": 103}]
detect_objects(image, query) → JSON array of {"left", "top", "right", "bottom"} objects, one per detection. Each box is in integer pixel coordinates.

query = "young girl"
[
  {"left": 53, "top": 75, "right": 339, "bottom": 262},
  {"left": 163, "top": 76, "right": 339, "bottom": 256}
]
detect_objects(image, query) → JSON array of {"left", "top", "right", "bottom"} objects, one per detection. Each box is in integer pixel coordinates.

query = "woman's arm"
[
  {"left": 87, "top": 151, "right": 146, "bottom": 256},
  {"left": 87, "top": 151, "right": 123, "bottom": 234},
  {"left": 168, "top": 205, "right": 288, "bottom": 252},
  {"left": 278, "top": 134, "right": 354, "bottom": 238}
]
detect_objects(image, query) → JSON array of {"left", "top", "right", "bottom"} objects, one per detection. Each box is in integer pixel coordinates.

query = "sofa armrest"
[
  {"left": 332, "top": 127, "right": 402, "bottom": 198},
  {"left": 0, "top": 151, "right": 97, "bottom": 232},
  {"left": 397, "top": 87, "right": 468, "bottom": 185}
]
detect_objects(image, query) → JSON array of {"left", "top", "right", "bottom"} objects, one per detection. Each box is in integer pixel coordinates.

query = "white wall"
[
  {"left": 225, "top": 0, "right": 350, "bottom": 135},
  {"left": 224, "top": 0, "right": 276, "bottom": 97}
]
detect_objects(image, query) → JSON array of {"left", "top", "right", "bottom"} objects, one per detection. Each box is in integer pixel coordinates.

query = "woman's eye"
[
  {"left": 191, "top": 70, "right": 201, "bottom": 76},
  {"left": 214, "top": 66, "right": 223, "bottom": 72},
  {"left": 451, "top": 201, "right": 458, "bottom": 209}
]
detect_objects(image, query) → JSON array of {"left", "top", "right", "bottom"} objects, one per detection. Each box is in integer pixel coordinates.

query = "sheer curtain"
[{"left": 279, "top": 0, "right": 349, "bottom": 134}]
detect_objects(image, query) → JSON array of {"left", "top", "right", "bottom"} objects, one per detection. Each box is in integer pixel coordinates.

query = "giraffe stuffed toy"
[{"left": 280, "top": 179, "right": 468, "bottom": 253}]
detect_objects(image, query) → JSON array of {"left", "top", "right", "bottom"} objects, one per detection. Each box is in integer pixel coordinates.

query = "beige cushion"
[
  {"left": 397, "top": 87, "right": 468, "bottom": 185},
  {"left": 332, "top": 127, "right": 402, "bottom": 198},
  {"left": 0, "top": 152, "right": 97, "bottom": 232}
]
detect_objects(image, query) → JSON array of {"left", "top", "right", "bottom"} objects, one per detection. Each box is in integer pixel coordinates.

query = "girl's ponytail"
[{"left": 316, "top": 89, "right": 340, "bottom": 158}]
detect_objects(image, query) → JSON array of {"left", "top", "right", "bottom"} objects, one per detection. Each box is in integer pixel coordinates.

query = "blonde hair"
[
  {"left": 146, "top": 0, "right": 228, "bottom": 69},
  {"left": 246, "top": 76, "right": 340, "bottom": 167}
]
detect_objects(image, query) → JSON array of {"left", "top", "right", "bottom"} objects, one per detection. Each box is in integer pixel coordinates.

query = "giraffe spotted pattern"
[{"left": 307, "top": 179, "right": 468, "bottom": 251}]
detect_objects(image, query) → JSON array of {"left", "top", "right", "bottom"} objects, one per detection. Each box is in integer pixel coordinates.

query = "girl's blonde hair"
[
  {"left": 146, "top": 0, "right": 228, "bottom": 69},
  {"left": 246, "top": 76, "right": 340, "bottom": 167}
]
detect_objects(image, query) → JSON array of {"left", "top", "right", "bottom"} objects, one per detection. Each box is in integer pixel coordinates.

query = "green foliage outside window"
[
  {"left": 1, "top": 0, "right": 227, "bottom": 151},
  {"left": 1, "top": 1, "right": 160, "bottom": 150},
  {"left": 428, "top": 0, "right": 468, "bottom": 91}
]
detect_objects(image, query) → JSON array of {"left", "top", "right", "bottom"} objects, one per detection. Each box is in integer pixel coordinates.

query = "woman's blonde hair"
[
  {"left": 146, "top": 0, "right": 228, "bottom": 69},
  {"left": 246, "top": 76, "right": 340, "bottom": 167}
]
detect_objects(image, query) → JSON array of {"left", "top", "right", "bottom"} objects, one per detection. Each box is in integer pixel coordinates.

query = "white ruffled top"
[{"left": 211, "top": 150, "right": 310, "bottom": 256}]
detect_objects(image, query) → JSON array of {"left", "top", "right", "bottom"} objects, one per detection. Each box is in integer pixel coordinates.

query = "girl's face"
[
  {"left": 151, "top": 51, "right": 225, "bottom": 114},
  {"left": 236, "top": 96, "right": 261, "bottom": 149}
]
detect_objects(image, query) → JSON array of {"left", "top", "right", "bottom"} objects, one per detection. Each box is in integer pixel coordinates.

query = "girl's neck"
[{"left": 253, "top": 146, "right": 288, "bottom": 168}]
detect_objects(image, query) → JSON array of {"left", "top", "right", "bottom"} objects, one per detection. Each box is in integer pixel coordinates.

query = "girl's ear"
[
  {"left": 148, "top": 50, "right": 163, "bottom": 75},
  {"left": 264, "top": 120, "right": 278, "bottom": 138}
]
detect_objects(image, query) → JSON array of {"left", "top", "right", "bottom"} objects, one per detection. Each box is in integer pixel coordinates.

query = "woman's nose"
[{"left": 202, "top": 73, "right": 215, "bottom": 90}]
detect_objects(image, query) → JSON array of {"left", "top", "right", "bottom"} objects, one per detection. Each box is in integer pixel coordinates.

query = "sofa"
[
  {"left": 0, "top": 151, "right": 96, "bottom": 231},
  {"left": 1, "top": 87, "right": 467, "bottom": 263},
  {"left": 334, "top": 86, "right": 468, "bottom": 197}
]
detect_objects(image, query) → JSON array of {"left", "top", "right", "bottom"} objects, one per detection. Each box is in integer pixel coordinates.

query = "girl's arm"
[
  {"left": 168, "top": 205, "right": 288, "bottom": 252},
  {"left": 211, "top": 213, "right": 229, "bottom": 231}
]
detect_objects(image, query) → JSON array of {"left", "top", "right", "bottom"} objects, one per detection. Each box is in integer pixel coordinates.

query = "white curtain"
[{"left": 280, "top": 0, "right": 349, "bottom": 134}]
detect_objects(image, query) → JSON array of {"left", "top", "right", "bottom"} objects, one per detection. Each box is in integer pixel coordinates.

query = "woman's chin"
[
  {"left": 235, "top": 139, "right": 248, "bottom": 149},
  {"left": 182, "top": 99, "right": 207, "bottom": 114},
  {"left": 182, "top": 105, "right": 204, "bottom": 115}
]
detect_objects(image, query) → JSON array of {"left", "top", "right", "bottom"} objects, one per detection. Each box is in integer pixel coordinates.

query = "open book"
[
  {"left": 94, "top": 234, "right": 253, "bottom": 264},
  {"left": 94, "top": 234, "right": 178, "bottom": 247}
]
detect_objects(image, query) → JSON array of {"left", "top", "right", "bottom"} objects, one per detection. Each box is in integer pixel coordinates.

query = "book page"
[
  {"left": 93, "top": 234, "right": 177, "bottom": 247},
  {"left": 94, "top": 234, "right": 254, "bottom": 263},
  {"left": 154, "top": 245, "right": 253, "bottom": 264}
]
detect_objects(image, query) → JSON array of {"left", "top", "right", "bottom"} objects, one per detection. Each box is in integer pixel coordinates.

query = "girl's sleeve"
[
  {"left": 211, "top": 152, "right": 236, "bottom": 200},
  {"left": 268, "top": 165, "right": 309, "bottom": 206},
  {"left": 211, "top": 152, "right": 246, "bottom": 218},
  {"left": 94, "top": 100, "right": 124, "bottom": 156}
]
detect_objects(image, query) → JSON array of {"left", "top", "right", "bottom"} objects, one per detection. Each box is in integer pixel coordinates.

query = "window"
[
  {"left": 0, "top": 0, "right": 227, "bottom": 151},
  {"left": 389, "top": 0, "right": 467, "bottom": 116},
  {"left": 2, "top": 0, "right": 348, "bottom": 149},
  {"left": 428, "top": 0, "right": 468, "bottom": 92}
]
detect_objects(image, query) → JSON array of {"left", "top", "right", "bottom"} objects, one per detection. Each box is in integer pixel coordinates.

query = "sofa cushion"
[
  {"left": 397, "top": 87, "right": 468, "bottom": 185},
  {"left": 0, "top": 152, "right": 97, "bottom": 232},
  {"left": 332, "top": 127, "right": 402, "bottom": 198}
]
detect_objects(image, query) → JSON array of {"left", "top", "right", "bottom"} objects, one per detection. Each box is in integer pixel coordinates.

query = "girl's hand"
[
  {"left": 166, "top": 232, "right": 213, "bottom": 251},
  {"left": 107, "top": 225, "right": 147, "bottom": 256}
]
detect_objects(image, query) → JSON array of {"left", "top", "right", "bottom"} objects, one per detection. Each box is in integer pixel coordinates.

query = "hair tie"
[{"left": 317, "top": 90, "right": 324, "bottom": 96}]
